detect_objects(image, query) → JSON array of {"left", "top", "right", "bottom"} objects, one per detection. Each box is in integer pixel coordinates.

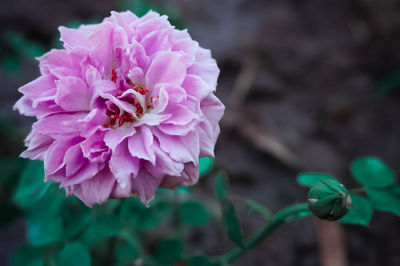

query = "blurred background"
[{"left": 1, "top": 0, "right": 400, "bottom": 265}]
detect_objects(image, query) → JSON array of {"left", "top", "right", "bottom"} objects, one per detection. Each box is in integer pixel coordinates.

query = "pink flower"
[{"left": 14, "top": 11, "right": 224, "bottom": 206}]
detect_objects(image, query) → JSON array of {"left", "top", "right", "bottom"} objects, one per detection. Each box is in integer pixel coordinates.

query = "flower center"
[{"left": 103, "top": 69, "right": 154, "bottom": 128}]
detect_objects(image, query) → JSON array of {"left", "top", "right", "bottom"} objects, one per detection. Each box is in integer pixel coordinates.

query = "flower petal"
[
  {"left": 132, "top": 169, "right": 163, "bottom": 206},
  {"left": 187, "top": 47, "right": 219, "bottom": 88},
  {"left": 64, "top": 144, "right": 85, "bottom": 177},
  {"left": 44, "top": 136, "right": 84, "bottom": 176},
  {"left": 21, "top": 133, "right": 54, "bottom": 160},
  {"left": 145, "top": 141, "right": 184, "bottom": 177},
  {"left": 109, "top": 140, "right": 140, "bottom": 188},
  {"left": 73, "top": 167, "right": 116, "bottom": 206},
  {"left": 61, "top": 161, "right": 103, "bottom": 187},
  {"left": 145, "top": 51, "right": 187, "bottom": 90},
  {"left": 104, "top": 123, "right": 136, "bottom": 151},
  {"left": 59, "top": 26, "right": 91, "bottom": 49},
  {"left": 55, "top": 77, "right": 90, "bottom": 111},
  {"left": 127, "top": 126, "right": 155, "bottom": 165},
  {"left": 153, "top": 128, "right": 199, "bottom": 164},
  {"left": 32, "top": 112, "right": 87, "bottom": 138}
]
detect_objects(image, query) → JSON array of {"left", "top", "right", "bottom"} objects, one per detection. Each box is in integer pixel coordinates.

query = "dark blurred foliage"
[{"left": 1, "top": 0, "right": 400, "bottom": 266}]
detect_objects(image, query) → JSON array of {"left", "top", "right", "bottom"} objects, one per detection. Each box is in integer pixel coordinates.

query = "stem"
[{"left": 211, "top": 203, "right": 310, "bottom": 265}]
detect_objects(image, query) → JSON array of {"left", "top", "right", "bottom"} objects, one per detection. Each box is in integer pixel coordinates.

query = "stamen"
[
  {"left": 103, "top": 78, "right": 153, "bottom": 128},
  {"left": 111, "top": 69, "right": 118, "bottom": 83},
  {"left": 126, "top": 79, "right": 149, "bottom": 95}
]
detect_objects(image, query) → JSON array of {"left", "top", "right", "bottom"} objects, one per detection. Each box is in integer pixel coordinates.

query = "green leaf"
[
  {"left": 244, "top": 199, "right": 272, "bottom": 220},
  {"left": 199, "top": 157, "right": 214, "bottom": 176},
  {"left": 81, "top": 214, "right": 122, "bottom": 244},
  {"left": 376, "top": 69, "right": 400, "bottom": 95},
  {"left": 179, "top": 201, "right": 210, "bottom": 226},
  {"left": 214, "top": 173, "right": 228, "bottom": 200},
  {"left": 1, "top": 54, "right": 20, "bottom": 73},
  {"left": 0, "top": 157, "right": 24, "bottom": 226},
  {"left": 119, "top": 0, "right": 153, "bottom": 17},
  {"left": 11, "top": 245, "right": 43, "bottom": 266},
  {"left": 26, "top": 184, "right": 66, "bottom": 219},
  {"left": 13, "top": 160, "right": 52, "bottom": 208},
  {"left": 121, "top": 198, "right": 171, "bottom": 230},
  {"left": 340, "top": 194, "right": 373, "bottom": 226},
  {"left": 63, "top": 204, "right": 91, "bottom": 240},
  {"left": 351, "top": 157, "right": 396, "bottom": 188},
  {"left": 56, "top": 242, "right": 91, "bottom": 266},
  {"left": 26, "top": 259, "right": 44, "bottom": 266},
  {"left": 23, "top": 42, "right": 45, "bottom": 58},
  {"left": 5, "top": 31, "right": 45, "bottom": 59},
  {"left": 366, "top": 186, "right": 400, "bottom": 216},
  {"left": 0, "top": 157, "right": 25, "bottom": 187},
  {"left": 119, "top": 229, "right": 142, "bottom": 254},
  {"left": 92, "top": 198, "right": 120, "bottom": 215},
  {"left": 115, "top": 230, "right": 142, "bottom": 266},
  {"left": 154, "top": 239, "right": 183, "bottom": 265},
  {"left": 115, "top": 243, "right": 137, "bottom": 266},
  {"left": 189, "top": 256, "right": 212, "bottom": 266},
  {"left": 27, "top": 216, "right": 63, "bottom": 246},
  {"left": 222, "top": 200, "right": 244, "bottom": 248},
  {"left": 176, "top": 186, "right": 190, "bottom": 194},
  {"left": 297, "top": 173, "right": 336, "bottom": 187}
]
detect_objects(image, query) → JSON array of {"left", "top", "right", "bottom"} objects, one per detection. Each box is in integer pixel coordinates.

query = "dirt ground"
[{"left": 1, "top": 0, "right": 400, "bottom": 265}]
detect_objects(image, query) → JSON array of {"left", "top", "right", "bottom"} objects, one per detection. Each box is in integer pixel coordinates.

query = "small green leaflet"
[
  {"left": 63, "top": 205, "right": 91, "bottom": 240},
  {"left": 351, "top": 157, "right": 396, "bottom": 188},
  {"left": 115, "top": 229, "right": 142, "bottom": 266},
  {"left": 121, "top": 198, "right": 171, "bottom": 230},
  {"left": 199, "top": 157, "right": 214, "bottom": 177},
  {"left": 180, "top": 201, "right": 210, "bottom": 226},
  {"left": 222, "top": 200, "right": 244, "bottom": 248},
  {"left": 56, "top": 242, "right": 91, "bottom": 266},
  {"left": 27, "top": 216, "right": 63, "bottom": 246},
  {"left": 13, "top": 160, "right": 52, "bottom": 208},
  {"left": 5, "top": 31, "right": 45, "bottom": 58},
  {"left": 366, "top": 186, "right": 400, "bottom": 216},
  {"left": 340, "top": 194, "right": 373, "bottom": 226},
  {"left": 81, "top": 214, "right": 122, "bottom": 244},
  {"left": 154, "top": 239, "right": 183, "bottom": 265},
  {"left": 11, "top": 245, "right": 44, "bottom": 266}
]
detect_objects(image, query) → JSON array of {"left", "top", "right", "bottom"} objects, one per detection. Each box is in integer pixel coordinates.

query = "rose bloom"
[{"left": 14, "top": 11, "right": 224, "bottom": 206}]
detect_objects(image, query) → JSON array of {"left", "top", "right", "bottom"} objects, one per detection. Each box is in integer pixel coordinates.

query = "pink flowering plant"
[
  {"left": 14, "top": 10, "right": 224, "bottom": 207},
  {"left": 10, "top": 9, "right": 400, "bottom": 266}
]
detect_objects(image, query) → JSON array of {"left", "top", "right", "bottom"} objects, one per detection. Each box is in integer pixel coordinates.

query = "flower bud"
[{"left": 307, "top": 179, "right": 352, "bottom": 221}]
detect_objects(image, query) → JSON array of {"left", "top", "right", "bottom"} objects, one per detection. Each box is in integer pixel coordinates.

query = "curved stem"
[{"left": 211, "top": 202, "right": 310, "bottom": 265}]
